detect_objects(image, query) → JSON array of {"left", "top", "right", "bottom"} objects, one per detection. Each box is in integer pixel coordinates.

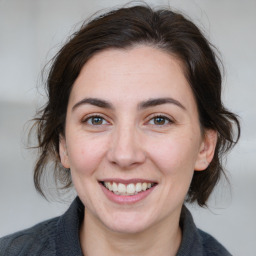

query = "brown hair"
[{"left": 33, "top": 4, "right": 240, "bottom": 206}]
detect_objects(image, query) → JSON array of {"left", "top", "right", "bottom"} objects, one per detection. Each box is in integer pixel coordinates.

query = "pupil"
[
  {"left": 155, "top": 117, "right": 165, "bottom": 125},
  {"left": 92, "top": 117, "right": 102, "bottom": 125}
]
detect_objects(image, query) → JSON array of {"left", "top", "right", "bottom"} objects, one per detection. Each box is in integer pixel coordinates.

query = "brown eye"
[
  {"left": 84, "top": 116, "right": 107, "bottom": 125},
  {"left": 92, "top": 117, "right": 103, "bottom": 125},
  {"left": 154, "top": 117, "right": 166, "bottom": 125},
  {"left": 148, "top": 115, "right": 172, "bottom": 126}
]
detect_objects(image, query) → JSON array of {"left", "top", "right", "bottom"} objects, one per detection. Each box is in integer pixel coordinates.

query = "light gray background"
[{"left": 0, "top": 0, "right": 255, "bottom": 255}]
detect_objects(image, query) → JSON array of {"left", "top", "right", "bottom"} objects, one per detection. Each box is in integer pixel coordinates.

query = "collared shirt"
[{"left": 0, "top": 197, "right": 232, "bottom": 255}]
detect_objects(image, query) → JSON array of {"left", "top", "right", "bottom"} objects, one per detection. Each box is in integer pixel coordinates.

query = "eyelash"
[
  {"left": 147, "top": 115, "right": 173, "bottom": 126},
  {"left": 82, "top": 115, "right": 109, "bottom": 126},
  {"left": 82, "top": 114, "right": 173, "bottom": 127}
]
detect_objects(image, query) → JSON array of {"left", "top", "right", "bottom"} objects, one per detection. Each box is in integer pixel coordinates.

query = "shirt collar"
[
  {"left": 56, "top": 197, "right": 203, "bottom": 256},
  {"left": 56, "top": 197, "right": 84, "bottom": 256},
  {"left": 176, "top": 205, "right": 204, "bottom": 255}
]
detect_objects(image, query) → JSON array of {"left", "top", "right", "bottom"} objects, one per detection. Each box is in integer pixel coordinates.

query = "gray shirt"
[{"left": 0, "top": 197, "right": 232, "bottom": 255}]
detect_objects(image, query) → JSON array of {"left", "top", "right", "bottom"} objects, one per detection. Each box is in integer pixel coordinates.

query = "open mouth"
[{"left": 100, "top": 181, "right": 157, "bottom": 196}]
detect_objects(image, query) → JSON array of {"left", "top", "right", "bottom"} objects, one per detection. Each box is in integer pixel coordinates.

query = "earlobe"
[
  {"left": 59, "top": 136, "right": 70, "bottom": 169},
  {"left": 194, "top": 130, "right": 217, "bottom": 171}
]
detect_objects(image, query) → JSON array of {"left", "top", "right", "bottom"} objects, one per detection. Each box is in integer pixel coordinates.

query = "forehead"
[{"left": 69, "top": 46, "right": 196, "bottom": 110}]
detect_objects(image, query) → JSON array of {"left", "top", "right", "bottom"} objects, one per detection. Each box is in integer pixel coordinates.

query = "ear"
[
  {"left": 194, "top": 129, "right": 217, "bottom": 171},
  {"left": 59, "top": 135, "right": 70, "bottom": 169}
]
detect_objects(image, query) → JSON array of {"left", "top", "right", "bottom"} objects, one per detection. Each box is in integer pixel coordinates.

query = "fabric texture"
[{"left": 0, "top": 197, "right": 232, "bottom": 256}]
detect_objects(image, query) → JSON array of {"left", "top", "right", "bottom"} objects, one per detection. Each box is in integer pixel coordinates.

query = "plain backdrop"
[{"left": 0, "top": 0, "right": 256, "bottom": 255}]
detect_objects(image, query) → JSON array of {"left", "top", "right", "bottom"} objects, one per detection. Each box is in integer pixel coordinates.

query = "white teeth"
[
  {"left": 142, "top": 182, "right": 147, "bottom": 191},
  {"left": 112, "top": 182, "right": 118, "bottom": 192},
  {"left": 118, "top": 183, "right": 126, "bottom": 194},
  {"left": 105, "top": 182, "right": 112, "bottom": 191},
  {"left": 135, "top": 183, "right": 142, "bottom": 192},
  {"left": 127, "top": 184, "right": 135, "bottom": 195},
  {"left": 103, "top": 181, "right": 155, "bottom": 195}
]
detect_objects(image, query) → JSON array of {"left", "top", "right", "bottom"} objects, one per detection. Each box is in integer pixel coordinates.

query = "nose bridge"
[{"left": 107, "top": 120, "right": 145, "bottom": 168}]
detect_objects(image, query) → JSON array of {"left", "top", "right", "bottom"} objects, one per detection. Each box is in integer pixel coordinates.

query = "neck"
[{"left": 80, "top": 208, "right": 182, "bottom": 256}]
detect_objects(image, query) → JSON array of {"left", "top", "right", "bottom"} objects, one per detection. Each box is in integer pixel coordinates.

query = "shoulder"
[
  {"left": 198, "top": 229, "right": 232, "bottom": 256},
  {"left": 177, "top": 206, "right": 232, "bottom": 256},
  {"left": 0, "top": 217, "right": 59, "bottom": 256}
]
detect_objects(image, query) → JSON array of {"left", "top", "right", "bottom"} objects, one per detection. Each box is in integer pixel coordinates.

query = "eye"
[
  {"left": 83, "top": 115, "right": 108, "bottom": 126},
  {"left": 148, "top": 115, "right": 172, "bottom": 126}
]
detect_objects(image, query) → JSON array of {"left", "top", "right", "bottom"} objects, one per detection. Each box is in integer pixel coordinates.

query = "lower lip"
[{"left": 100, "top": 183, "right": 157, "bottom": 204}]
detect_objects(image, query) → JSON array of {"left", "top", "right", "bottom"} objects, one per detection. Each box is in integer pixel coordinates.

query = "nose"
[{"left": 107, "top": 125, "right": 146, "bottom": 169}]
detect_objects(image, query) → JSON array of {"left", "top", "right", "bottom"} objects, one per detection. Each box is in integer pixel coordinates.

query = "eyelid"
[
  {"left": 81, "top": 113, "right": 174, "bottom": 127},
  {"left": 146, "top": 113, "right": 174, "bottom": 126},
  {"left": 82, "top": 114, "right": 110, "bottom": 125}
]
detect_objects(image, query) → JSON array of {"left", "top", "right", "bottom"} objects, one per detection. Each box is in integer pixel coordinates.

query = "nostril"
[{"left": 106, "top": 129, "right": 146, "bottom": 166}]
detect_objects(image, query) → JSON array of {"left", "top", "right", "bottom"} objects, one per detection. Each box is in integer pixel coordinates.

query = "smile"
[{"left": 101, "top": 181, "right": 157, "bottom": 196}]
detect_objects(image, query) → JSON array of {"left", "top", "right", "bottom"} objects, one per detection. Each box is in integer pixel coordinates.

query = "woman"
[{"left": 0, "top": 4, "right": 240, "bottom": 256}]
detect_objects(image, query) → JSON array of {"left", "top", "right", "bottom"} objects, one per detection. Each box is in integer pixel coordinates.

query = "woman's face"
[{"left": 60, "top": 46, "right": 216, "bottom": 233}]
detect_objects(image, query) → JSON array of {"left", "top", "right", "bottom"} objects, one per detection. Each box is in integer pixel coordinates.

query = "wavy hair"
[{"left": 32, "top": 4, "right": 240, "bottom": 206}]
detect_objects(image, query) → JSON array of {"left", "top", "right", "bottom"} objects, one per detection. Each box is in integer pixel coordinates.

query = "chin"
[{"left": 101, "top": 211, "right": 155, "bottom": 234}]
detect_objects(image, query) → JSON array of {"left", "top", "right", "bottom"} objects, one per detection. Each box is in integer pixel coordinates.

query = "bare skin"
[{"left": 60, "top": 46, "right": 217, "bottom": 256}]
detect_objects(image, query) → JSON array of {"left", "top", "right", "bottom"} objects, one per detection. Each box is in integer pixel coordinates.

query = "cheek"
[
  {"left": 147, "top": 134, "right": 200, "bottom": 175},
  {"left": 146, "top": 135, "right": 199, "bottom": 211},
  {"left": 67, "top": 135, "right": 108, "bottom": 176}
]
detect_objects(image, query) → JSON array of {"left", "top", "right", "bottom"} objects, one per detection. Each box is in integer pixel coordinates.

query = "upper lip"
[{"left": 99, "top": 178, "right": 157, "bottom": 184}]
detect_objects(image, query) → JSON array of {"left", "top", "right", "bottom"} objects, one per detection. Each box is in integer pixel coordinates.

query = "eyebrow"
[
  {"left": 138, "top": 97, "right": 186, "bottom": 110},
  {"left": 72, "top": 98, "right": 113, "bottom": 111},
  {"left": 72, "top": 97, "right": 186, "bottom": 111}
]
